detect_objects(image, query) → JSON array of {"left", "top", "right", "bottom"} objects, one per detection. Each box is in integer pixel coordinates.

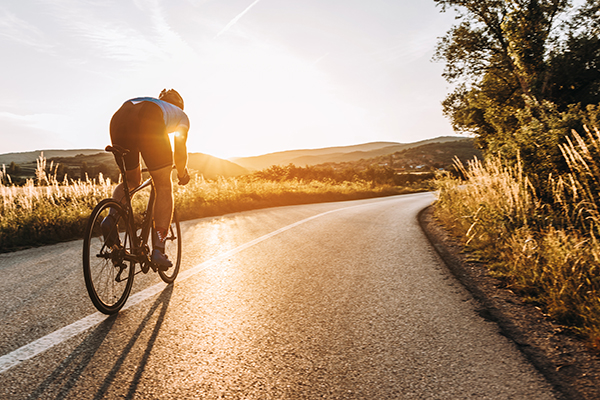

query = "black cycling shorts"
[{"left": 109, "top": 101, "right": 173, "bottom": 172}]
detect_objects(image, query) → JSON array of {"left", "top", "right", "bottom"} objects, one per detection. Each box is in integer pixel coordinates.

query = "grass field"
[
  {"left": 0, "top": 154, "right": 429, "bottom": 252},
  {"left": 433, "top": 127, "right": 600, "bottom": 350}
]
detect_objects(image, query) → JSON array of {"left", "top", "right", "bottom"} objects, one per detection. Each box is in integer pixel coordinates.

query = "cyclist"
[{"left": 102, "top": 89, "right": 191, "bottom": 270}]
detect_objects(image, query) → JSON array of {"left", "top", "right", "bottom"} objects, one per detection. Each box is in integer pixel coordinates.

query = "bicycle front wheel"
[
  {"left": 158, "top": 209, "right": 181, "bottom": 284},
  {"left": 83, "top": 199, "right": 135, "bottom": 314}
]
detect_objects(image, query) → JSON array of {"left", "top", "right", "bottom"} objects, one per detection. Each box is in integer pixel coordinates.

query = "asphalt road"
[{"left": 0, "top": 193, "right": 558, "bottom": 399}]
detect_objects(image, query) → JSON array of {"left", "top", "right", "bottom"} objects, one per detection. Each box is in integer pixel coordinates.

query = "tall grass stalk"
[
  {"left": 174, "top": 175, "right": 406, "bottom": 221},
  {"left": 1, "top": 153, "right": 423, "bottom": 252},
  {"left": 435, "top": 127, "right": 600, "bottom": 349},
  {"left": 0, "top": 154, "right": 114, "bottom": 250}
]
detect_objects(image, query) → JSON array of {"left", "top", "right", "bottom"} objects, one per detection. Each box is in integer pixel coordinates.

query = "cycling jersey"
[
  {"left": 126, "top": 97, "right": 190, "bottom": 133},
  {"left": 110, "top": 98, "right": 189, "bottom": 172}
]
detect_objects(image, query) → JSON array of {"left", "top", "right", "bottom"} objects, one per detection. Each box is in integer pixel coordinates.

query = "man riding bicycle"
[{"left": 102, "top": 89, "right": 190, "bottom": 270}]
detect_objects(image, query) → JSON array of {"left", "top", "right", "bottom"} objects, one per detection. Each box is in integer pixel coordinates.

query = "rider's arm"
[{"left": 174, "top": 127, "right": 189, "bottom": 180}]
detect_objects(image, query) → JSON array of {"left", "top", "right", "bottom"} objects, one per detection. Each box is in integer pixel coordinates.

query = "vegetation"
[
  {"left": 0, "top": 139, "right": 469, "bottom": 252},
  {"left": 432, "top": 0, "right": 600, "bottom": 349},
  {"left": 250, "top": 163, "right": 436, "bottom": 187},
  {"left": 435, "top": 126, "right": 600, "bottom": 349},
  {"left": 0, "top": 159, "right": 115, "bottom": 251},
  {"left": 434, "top": 0, "right": 600, "bottom": 176},
  {"left": 317, "top": 139, "right": 482, "bottom": 172},
  {"left": 0, "top": 154, "right": 432, "bottom": 252}
]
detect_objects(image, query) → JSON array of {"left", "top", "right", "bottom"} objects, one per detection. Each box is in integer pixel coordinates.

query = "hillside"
[
  {"left": 316, "top": 139, "right": 482, "bottom": 171},
  {"left": 187, "top": 153, "right": 248, "bottom": 179},
  {"left": 1, "top": 150, "right": 248, "bottom": 182},
  {"left": 1, "top": 136, "right": 478, "bottom": 184},
  {"left": 231, "top": 137, "right": 470, "bottom": 170},
  {"left": 0, "top": 149, "right": 103, "bottom": 166}
]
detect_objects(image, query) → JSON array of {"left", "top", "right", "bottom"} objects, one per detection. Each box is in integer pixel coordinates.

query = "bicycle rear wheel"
[
  {"left": 158, "top": 209, "right": 181, "bottom": 284},
  {"left": 83, "top": 199, "right": 135, "bottom": 314}
]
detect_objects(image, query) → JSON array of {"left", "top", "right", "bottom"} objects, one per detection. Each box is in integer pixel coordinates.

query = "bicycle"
[{"left": 83, "top": 144, "right": 182, "bottom": 315}]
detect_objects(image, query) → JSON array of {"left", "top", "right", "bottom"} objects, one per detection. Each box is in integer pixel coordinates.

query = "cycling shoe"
[{"left": 152, "top": 249, "right": 172, "bottom": 271}]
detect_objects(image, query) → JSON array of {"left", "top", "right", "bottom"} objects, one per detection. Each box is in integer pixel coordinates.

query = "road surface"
[{"left": 0, "top": 193, "right": 558, "bottom": 399}]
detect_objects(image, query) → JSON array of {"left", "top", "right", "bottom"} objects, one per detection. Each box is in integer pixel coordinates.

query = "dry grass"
[
  {"left": 173, "top": 175, "right": 409, "bottom": 221},
  {"left": 434, "top": 127, "right": 600, "bottom": 349},
  {"left": 1, "top": 153, "right": 425, "bottom": 252},
  {"left": 0, "top": 154, "right": 115, "bottom": 250}
]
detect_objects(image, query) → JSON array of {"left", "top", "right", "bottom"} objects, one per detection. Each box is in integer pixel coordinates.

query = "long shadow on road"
[
  {"left": 26, "top": 317, "right": 118, "bottom": 400},
  {"left": 93, "top": 285, "right": 174, "bottom": 400},
  {"left": 27, "top": 285, "right": 174, "bottom": 400}
]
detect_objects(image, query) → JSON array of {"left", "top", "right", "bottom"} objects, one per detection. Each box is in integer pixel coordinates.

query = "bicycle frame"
[
  {"left": 121, "top": 174, "right": 158, "bottom": 274},
  {"left": 109, "top": 146, "right": 158, "bottom": 273},
  {"left": 83, "top": 145, "right": 182, "bottom": 314}
]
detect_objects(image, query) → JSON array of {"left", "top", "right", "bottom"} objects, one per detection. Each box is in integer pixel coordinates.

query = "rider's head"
[{"left": 159, "top": 89, "right": 184, "bottom": 110}]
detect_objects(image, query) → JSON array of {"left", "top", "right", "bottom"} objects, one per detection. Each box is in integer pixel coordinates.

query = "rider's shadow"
[{"left": 27, "top": 285, "right": 174, "bottom": 400}]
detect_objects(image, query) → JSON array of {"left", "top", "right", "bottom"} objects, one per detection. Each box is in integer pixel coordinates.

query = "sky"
[{"left": 0, "top": 0, "right": 459, "bottom": 159}]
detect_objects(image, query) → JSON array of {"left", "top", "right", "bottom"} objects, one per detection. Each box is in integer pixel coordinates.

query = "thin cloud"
[
  {"left": 312, "top": 52, "right": 330, "bottom": 66},
  {"left": 144, "top": 0, "right": 198, "bottom": 60},
  {"left": 47, "top": 0, "right": 197, "bottom": 66},
  {"left": 0, "top": 7, "right": 54, "bottom": 53},
  {"left": 367, "top": 33, "right": 439, "bottom": 67},
  {"left": 214, "top": 0, "right": 261, "bottom": 39},
  {"left": 0, "top": 111, "right": 74, "bottom": 138}
]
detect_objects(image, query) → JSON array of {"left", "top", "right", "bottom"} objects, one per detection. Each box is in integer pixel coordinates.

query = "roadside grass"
[
  {"left": 0, "top": 154, "right": 430, "bottom": 252},
  {"left": 0, "top": 167, "right": 114, "bottom": 251},
  {"left": 173, "top": 175, "right": 414, "bottom": 222},
  {"left": 433, "top": 127, "right": 600, "bottom": 350}
]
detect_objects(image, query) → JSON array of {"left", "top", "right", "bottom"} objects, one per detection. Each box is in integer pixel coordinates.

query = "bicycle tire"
[
  {"left": 83, "top": 199, "right": 135, "bottom": 314},
  {"left": 158, "top": 209, "right": 181, "bottom": 284}
]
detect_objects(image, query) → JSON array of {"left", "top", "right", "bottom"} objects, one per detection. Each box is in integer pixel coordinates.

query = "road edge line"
[{"left": 0, "top": 197, "right": 399, "bottom": 374}]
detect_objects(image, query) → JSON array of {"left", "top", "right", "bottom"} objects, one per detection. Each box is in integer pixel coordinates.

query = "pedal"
[
  {"left": 141, "top": 261, "right": 150, "bottom": 274},
  {"left": 149, "top": 261, "right": 158, "bottom": 273}
]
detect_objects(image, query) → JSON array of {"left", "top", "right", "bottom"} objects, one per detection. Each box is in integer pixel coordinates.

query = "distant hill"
[
  {"left": 0, "top": 149, "right": 104, "bottom": 166},
  {"left": 0, "top": 136, "right": 476, "bottom": 183},
  {"left": 317, "top": 138, "right": 482, "bottom": 171},
  {"left": 0, "top": 149, "right": 248, "bottom": 181},
  {"left": 231, "top": 137, "right": 470, "bottom": 170},
  {"left": 187, "top": 153, "right": 248, "bottom": 179}
]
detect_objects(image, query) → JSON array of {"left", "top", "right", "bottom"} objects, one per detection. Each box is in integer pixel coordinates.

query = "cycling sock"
[{"left": 153, "top": 227, "right": 169, "bottom": 252}]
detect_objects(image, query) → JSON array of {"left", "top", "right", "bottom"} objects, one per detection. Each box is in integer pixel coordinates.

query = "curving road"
[{"left": 0, "top": 193, "right": 558, "bottom": 399}]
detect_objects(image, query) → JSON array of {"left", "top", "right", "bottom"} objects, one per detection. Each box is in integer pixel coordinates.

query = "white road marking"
[{"left": 0, "top": 198, "right": 404, "bottom": 374}]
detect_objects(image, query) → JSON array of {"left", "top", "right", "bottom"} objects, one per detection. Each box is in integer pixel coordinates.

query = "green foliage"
[
  {"left": 434, "top": 0, "right": 600, "bottom": 177},
  {"left": 549, "top": 0, "right": 600, "bottom": 106},
  {"left": 7, "top": 162, "right": 21, "bottom": 175},
  {"left": 250, "top": 163, "right": 436, "bottom": 188},
  {"left": 434, "top": 0, "right": 569, "bottom": 97},
  {"left": 434, "top": 0, "right": 600, "bottom": 348},
  {"left": 0, "top": 153, "right": 432, "bottom": 252},
  {"left": 434, "top": 126, "right": 600, "bottom": 349}
]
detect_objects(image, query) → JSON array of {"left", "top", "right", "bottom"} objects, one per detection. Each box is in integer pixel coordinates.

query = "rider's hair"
[{"left": 159, "top": 89, "right": 184, "bottom": 110}]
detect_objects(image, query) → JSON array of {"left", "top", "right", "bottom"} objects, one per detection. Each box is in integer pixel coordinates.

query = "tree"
[
  {"left": 434, "top": 0, "right": 600, "bottom": 173},
  {"left": 434, "top": 0, "right": 569, "bottom": 102},
  {"left": 546, "top": 0, "right": 600, "bottom": 108},
  {"left": 80, "top": 161, "right": 89, "bottom": 180},
  {"left": 7, "top": 161, "right": 21, "bottom": 175}
]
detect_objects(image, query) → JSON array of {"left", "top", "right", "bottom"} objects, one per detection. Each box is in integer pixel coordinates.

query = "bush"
[{"left": 434, "top": 127, "right": 600, "bottom": 349}]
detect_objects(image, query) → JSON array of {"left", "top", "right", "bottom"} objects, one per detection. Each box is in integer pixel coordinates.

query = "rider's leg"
[
  {"left": 149, "top": 165, "right": 173, "bottom": 251},
  {"left": 101, "top": 166, "right": 142, "bottom": 247},
  {"left": 112, "top": 166, "right": 142, "bottom": 204}
]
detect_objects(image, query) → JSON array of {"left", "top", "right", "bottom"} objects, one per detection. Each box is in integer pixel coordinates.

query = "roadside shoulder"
[{"left": 418, "top": 205, "right": 600, "bottom": 400}]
